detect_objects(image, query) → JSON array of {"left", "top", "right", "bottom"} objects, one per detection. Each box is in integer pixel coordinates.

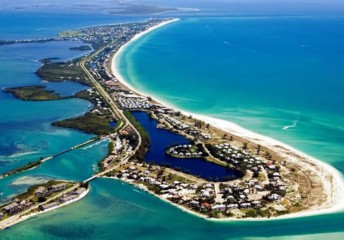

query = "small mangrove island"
[
  {"left": 3, "top": 85, "right": 63, "bottom": 101},
  {"left": 69, "top": 45, "right": 92, "bottom": 51}
]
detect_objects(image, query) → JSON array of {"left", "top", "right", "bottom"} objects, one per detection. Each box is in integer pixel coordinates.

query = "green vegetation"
[
  {"left": 243, "top": 208, "right": 271, "bottom": 218},
  {"left": 58, "top": 30, "right": 84, "bottom": 38},
  {"left": 4, "top": 85, "right": 63, "bottom": 101},
  {"left": 108, "top": 141, "right": 114, "bottom": 155},
  {"left": 123, "top": 110, "right": 150, "bottom": 161},
  {"left": 36, "top": 61, "right": 89, "bottom": 85},
  {"left": 16, "top": 180, "right": 67, "bottom": 201},
  {"left": 209, "top": 210, "right": 221, "bottom": 218},
  {"left": 52, "top": 112, "right": 116, "bottom": 135},
  {"left": 1, "top": 160, "right": 43, "bottom": 178},
  {"left": 69, "top": 45, "right": 92, "bottom": 51},
  {"left": 74, "top": 89, "right": 93, "bottom": 101}
]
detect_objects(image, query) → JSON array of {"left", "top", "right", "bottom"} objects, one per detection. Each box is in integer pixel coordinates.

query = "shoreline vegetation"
[
  {"left": 3, "top": 85, "right": 64, "bottom": 101},
  {"left": 69, "top": 45, "right": 92, "bottom": 51},
  {"left": 1, "top": 18, "right": 344, "bottom": 229}
]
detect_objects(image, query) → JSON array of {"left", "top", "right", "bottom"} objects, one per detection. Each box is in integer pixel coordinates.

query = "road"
[
  {"left": 0, "top": 183, "right": 79, "bottom": 229},
  {"left": 79, "top": 45, "right": 142, "bottom": 179}
]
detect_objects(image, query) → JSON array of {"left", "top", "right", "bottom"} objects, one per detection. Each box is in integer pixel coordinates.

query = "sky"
[{"left": 0, "top": 0, "right": 343, "bottom": 15}]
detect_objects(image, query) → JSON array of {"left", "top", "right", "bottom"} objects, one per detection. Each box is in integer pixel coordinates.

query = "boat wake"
[
  {"left": 82, "top": 139, "right": 108, "bottom": 150},
  {"left": 283, "top": 120, "right": 298, "bottom": 130},
  {"left": 16, "top": 56, "right": 39, "bottom": 63},
  {"left": 223, "top": 41, "right": 258, "bottom": 54}
]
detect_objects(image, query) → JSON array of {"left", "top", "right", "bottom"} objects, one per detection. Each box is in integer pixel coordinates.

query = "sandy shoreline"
[
  {"left": 0, "top": 188, "right": 90, "bottom": 229},
  {"left": 110, "top": 18, "right": 344, "bottom": 220}
]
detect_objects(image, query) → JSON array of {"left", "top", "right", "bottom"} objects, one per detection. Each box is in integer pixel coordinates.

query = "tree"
[
  {"left": 256, "top": 145, "right": 261, "bottom": 155},
  {"left": 37, "top": 196, "right": 47, "bottom": 203}
]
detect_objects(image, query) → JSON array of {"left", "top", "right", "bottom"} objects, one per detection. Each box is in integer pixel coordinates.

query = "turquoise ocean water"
[
  {"left": 1, "top": 10, "right": 344, "bottom": 239},
  {"left": 116, "top": 17, "right": 344, "bottom": 169}
]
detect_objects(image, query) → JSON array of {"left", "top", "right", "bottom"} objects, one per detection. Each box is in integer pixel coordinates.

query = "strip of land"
[
  {"left": 3, "top": 85, "right": 63, "bottom": 101},
  {"left": 2, "top": 18, "right": 344, "bottom": 228},
  {"left": 110, "top": 18, "right": 344, "bottom": 220}
]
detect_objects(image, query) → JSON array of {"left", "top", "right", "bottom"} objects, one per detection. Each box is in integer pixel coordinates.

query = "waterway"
[{"left": 132, "top": 111, "right": 242, "bottom": 181}]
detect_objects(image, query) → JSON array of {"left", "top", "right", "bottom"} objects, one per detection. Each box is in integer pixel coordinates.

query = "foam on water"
[{"left": 283, "top": 120, "right": 298, "bottom": 130}]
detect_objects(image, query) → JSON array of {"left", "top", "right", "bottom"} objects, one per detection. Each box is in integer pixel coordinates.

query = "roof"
[{"left": 3, "top": 202, "right": 19, "bottom": 211}]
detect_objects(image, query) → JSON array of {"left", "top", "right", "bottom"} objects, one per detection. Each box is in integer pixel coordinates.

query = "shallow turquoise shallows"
[
  {"left": 2, "top": 178, "right": 344, "bottom": 240},
  {"left": 116, "top": 17, "right": 344, "bottom": 169}
]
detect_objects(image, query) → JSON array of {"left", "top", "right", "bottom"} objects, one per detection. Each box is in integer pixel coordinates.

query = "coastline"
[
  {"left": 0, "top": 187, "right": 90, "bottom": 230},
  {"left": 110, "top": 18, "right": 344, "bottom": 220}
]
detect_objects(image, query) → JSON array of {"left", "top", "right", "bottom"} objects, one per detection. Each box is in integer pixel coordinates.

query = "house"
[
  {"left": 2, "top": 202, "right": 22, "bottom": 215},
  {"left": 74, "top": 188, "right": 86, "bottom": 195},
  {"left": 50, "top": 183, "right": 67, "bottom": 192},
  {"left": 60, "top": 195, "right": 78, "bottom": 203},
  {"left": 212, "top": 204, "right": 226, "bottom": 211},
  {"left": 240, "top": 203, "right": 251, "bottom": 208},
  {"left": 35, "top": 186, "right": 47, "bottom": 197},
  {"left": 39, "top": 201, "right": 58, "bottom": 211},
  {"left": 200, "top": 202, "right": 212, "bottom": 212},
  {"left": 227, "top": 204, "right": 239, "bottom": 209}
]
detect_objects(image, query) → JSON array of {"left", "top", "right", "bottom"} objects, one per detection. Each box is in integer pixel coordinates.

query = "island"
[
  {"left": 1, "top": 18, "right": 343, "bottom": 229},
  {"left": 3, "top": 85, "right": 63, "bottom": 101},
  {"left": 69, "top": 45, "right": 92, "bottom": 51}
]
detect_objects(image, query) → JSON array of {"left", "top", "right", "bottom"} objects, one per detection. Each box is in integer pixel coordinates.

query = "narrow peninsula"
[{"left": 1, "top": 18, "right": 343, "bottom": 229}]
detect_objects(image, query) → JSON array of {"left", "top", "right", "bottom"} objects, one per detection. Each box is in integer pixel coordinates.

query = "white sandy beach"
[{"left": 110, "top": 18, "right": 344, "bottom": 221}]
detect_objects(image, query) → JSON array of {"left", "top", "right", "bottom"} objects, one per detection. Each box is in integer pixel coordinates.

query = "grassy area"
[
  {"left": 58, "top": 30, "right": 84, "bottom": 38},
  {"left": 123, "top": 110, "right": 151, "bottom": 161},
  {"left": 36, "top": 61, "right": 89, "bottom": 85},
  {"left": 52, "top": 112, "right": 116, "bottom": 135},
  {"left": 3, "top": 85, "right": 63, "bottom": 101},
  {"left": 108, "top": 141, "right": 114, "bottom": 155},
  {"left": 15, "top": 180, "right": 67, "bottom": 201}
]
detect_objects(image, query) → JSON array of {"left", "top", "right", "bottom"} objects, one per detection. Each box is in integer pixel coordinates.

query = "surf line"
[{"left": 283, "top": 120, "right": 298, "bottom": 130}]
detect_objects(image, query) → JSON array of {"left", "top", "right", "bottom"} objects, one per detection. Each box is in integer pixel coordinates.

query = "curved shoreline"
[{"left": 110, "top": 18, "right": 344, "bottom": 220}]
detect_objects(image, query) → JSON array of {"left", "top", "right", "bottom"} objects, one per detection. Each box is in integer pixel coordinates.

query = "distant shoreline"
[{"left": 110, "top": 18, "right": 344, "bottom": 220}]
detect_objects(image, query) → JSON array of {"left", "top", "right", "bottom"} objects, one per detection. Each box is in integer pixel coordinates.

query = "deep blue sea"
[{"left": 1, "top": 9, "right": 344, "bottom": 240}]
